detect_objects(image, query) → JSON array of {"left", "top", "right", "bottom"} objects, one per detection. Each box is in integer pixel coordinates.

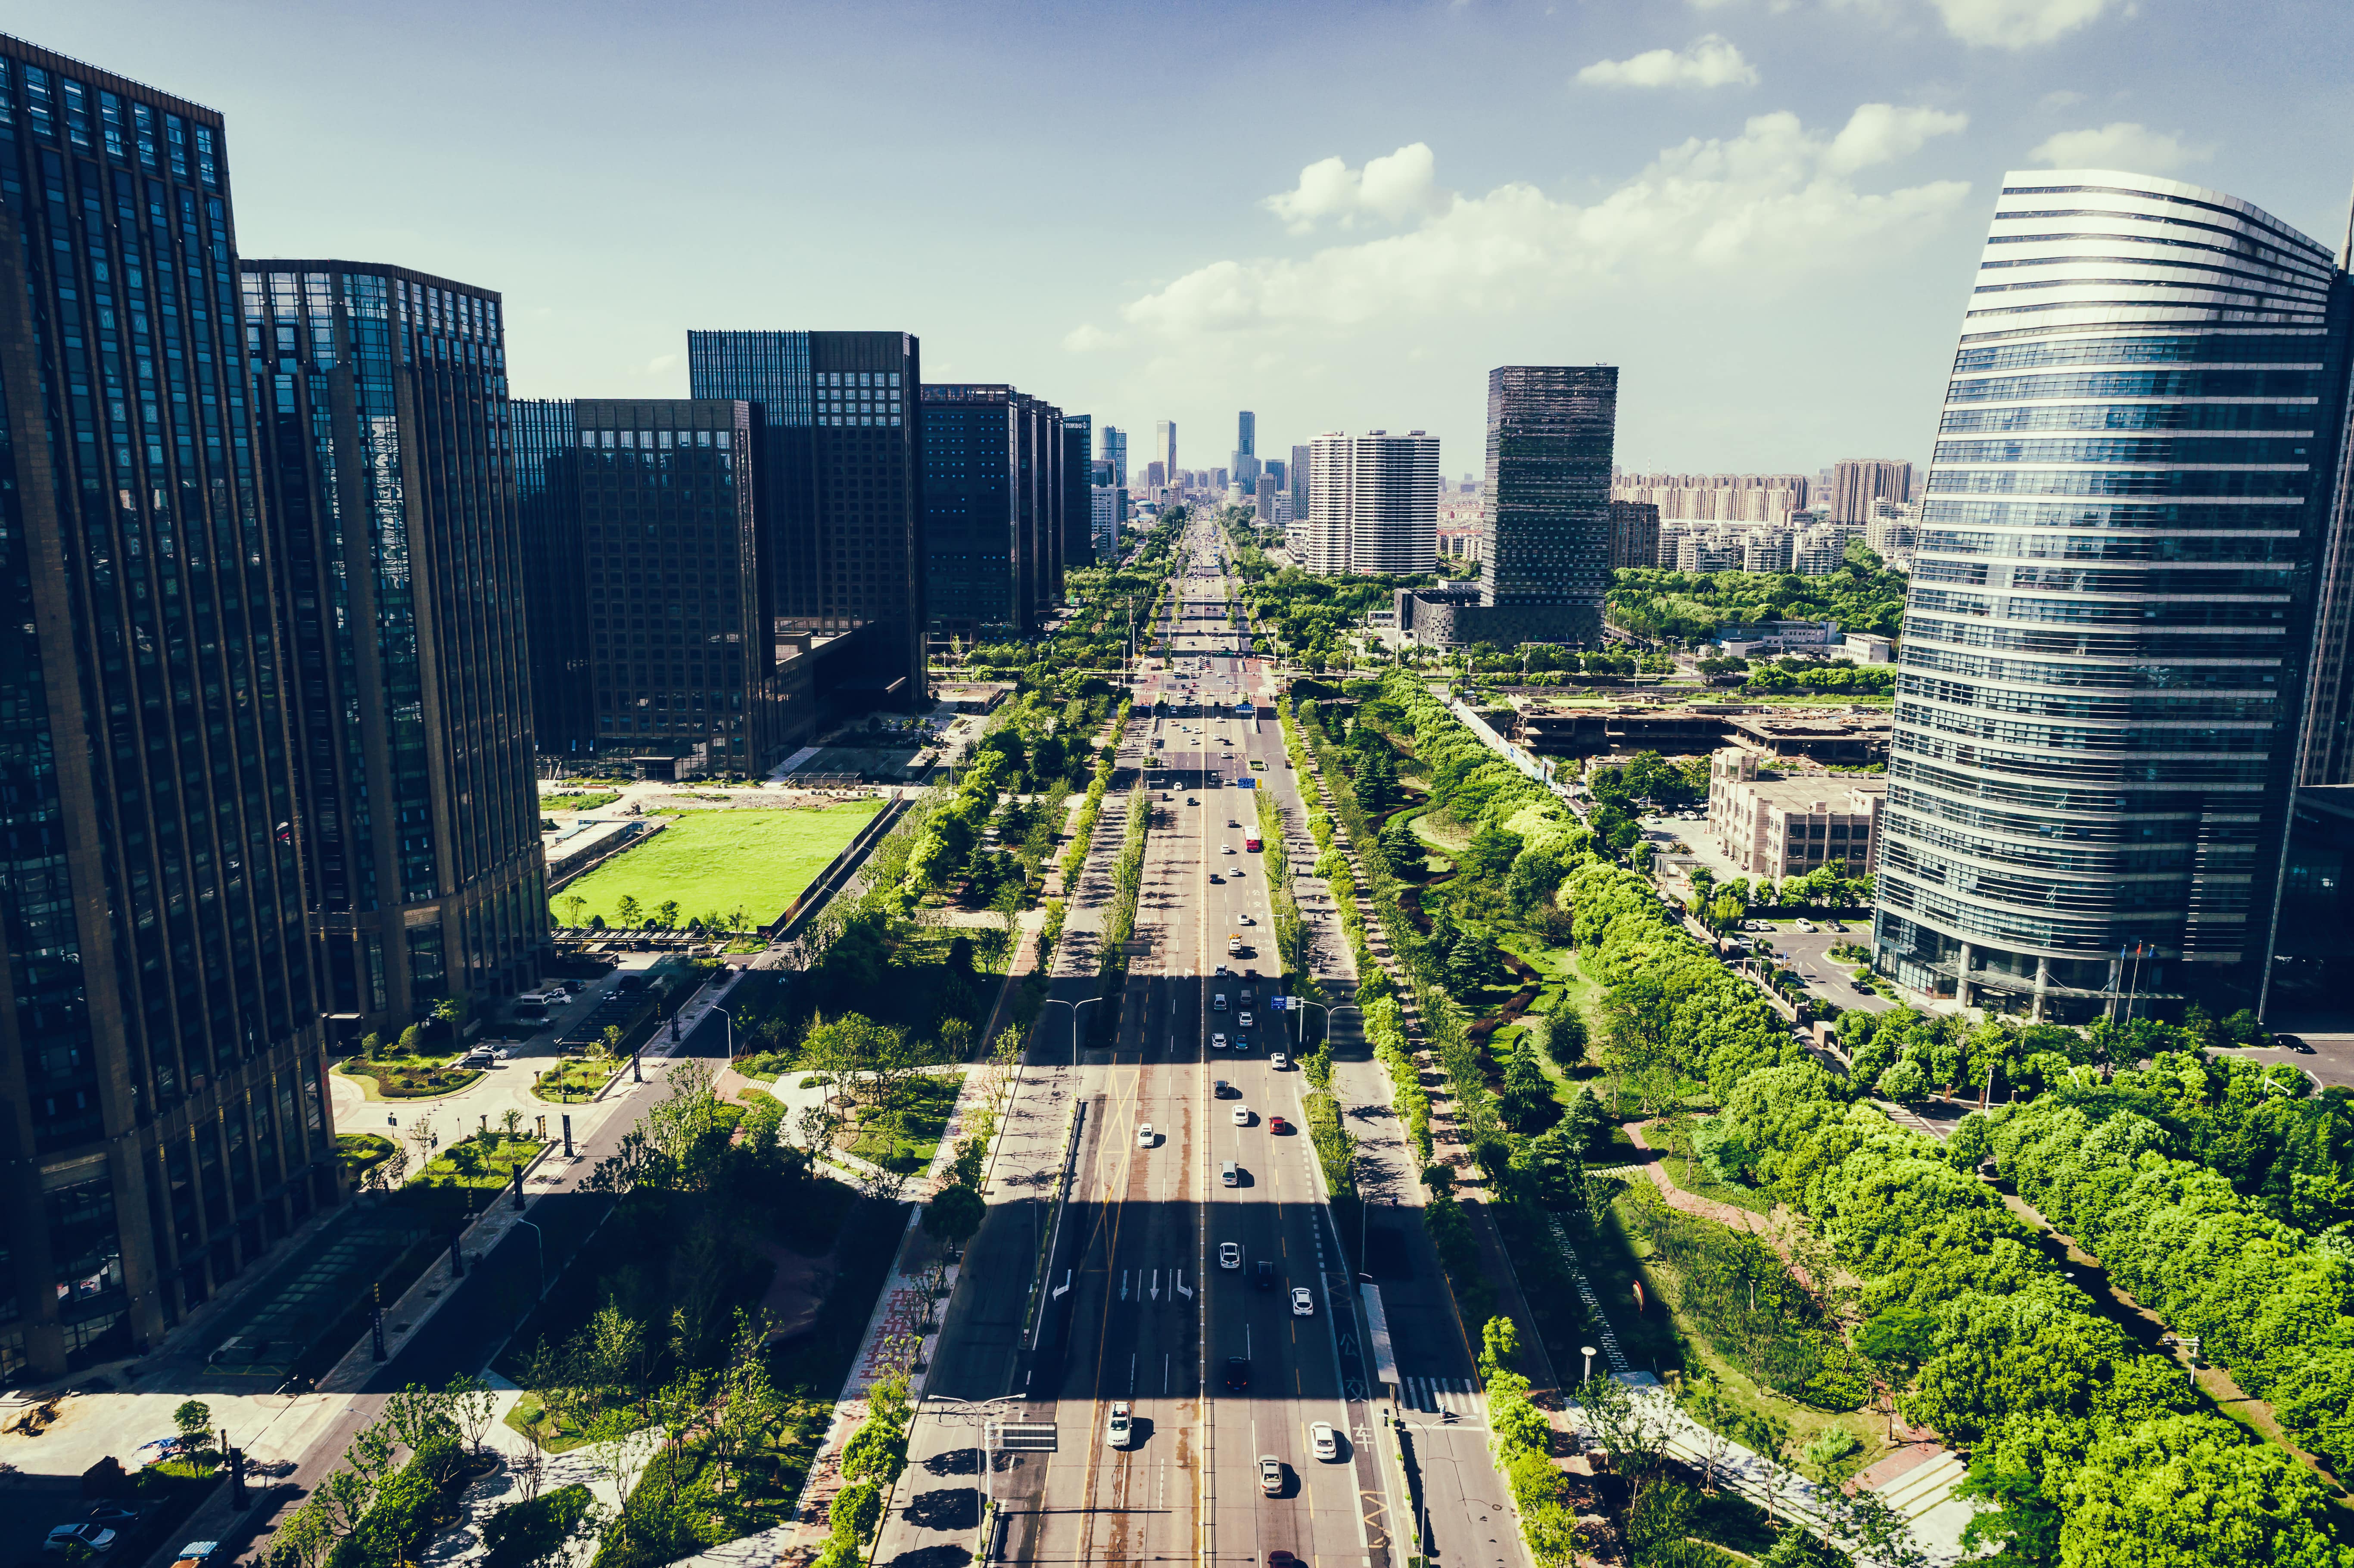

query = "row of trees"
[
  {"left": 554, "top": 894, "right": 757, "bottom": 936},
  {"left": 1563, "top": 853, "right": 2350, "bottom": 1565},
  {"left": 1605, "top": 542, "right": 1908, "bottom": 643}
]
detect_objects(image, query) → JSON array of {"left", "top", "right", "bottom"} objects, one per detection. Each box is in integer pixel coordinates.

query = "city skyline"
[{"left": 18, "top": 0, "right": 2353, "bottom": 482}]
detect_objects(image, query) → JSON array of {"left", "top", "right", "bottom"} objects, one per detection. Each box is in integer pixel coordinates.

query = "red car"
[{"left": 1268, "top": 1115, "right": 1291, "bottom": 1135}]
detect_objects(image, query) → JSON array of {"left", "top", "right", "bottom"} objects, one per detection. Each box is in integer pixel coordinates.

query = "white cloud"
[
  {"left": 1074, "top": 106, "right": 1971, "bottom": 344},
  {"left": 642, "top": 353, "right": 679, "bottom": 375},
  {"left": 1062, "top": 323, "right": 1127, "bottom": 353},
  {"left": 2028, "top": 121, "right": 2211, "bottom": 173},
  {"left": 1928, "top": 0, "right": 2113, "bottom": 48},
  {"left": 1261, "top": 143, "right": 1453, "bottom": 233},
  {"left": 1576, "top": 34, "right": 1759, "bottom": 89},
  {"left": 1826, "top": 104, "right": 1970, "bottom": 173}
]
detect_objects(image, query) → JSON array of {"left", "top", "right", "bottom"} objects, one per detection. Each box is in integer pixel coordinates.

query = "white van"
[{"left": 1221, "top": 1161, "right": 1239, "bottom": 1187}]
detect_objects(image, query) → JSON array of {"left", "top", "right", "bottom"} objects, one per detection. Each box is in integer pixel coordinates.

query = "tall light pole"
[{"left": 1035, "top": 996, "right": 1101, "bottom": 1067}]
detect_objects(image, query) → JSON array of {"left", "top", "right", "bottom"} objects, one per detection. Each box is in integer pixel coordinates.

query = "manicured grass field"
[{"left": 556, "top": 801, "right": 884, "bottom": 927}]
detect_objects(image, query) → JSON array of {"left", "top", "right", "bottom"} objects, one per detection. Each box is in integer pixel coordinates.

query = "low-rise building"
[{"left": 1707, "top": 750, "right": 1884, "bottom": 880}]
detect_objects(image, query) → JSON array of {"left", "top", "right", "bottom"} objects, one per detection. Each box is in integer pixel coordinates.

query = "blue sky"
[{"left": 21, "top": 0, "right": 2354, "bottom": 479}]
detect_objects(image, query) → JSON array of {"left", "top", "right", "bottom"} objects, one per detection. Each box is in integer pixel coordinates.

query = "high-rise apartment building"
[
  {"left": 1100, "top": 424, "right": 1128, "bottom": 490},
  {"left": 1304, "top": 432, "right": 1440, "bottom": 575},
  {"left": 1828, "top": 459, "right": 1915, "bottom": 526},
  {"left": 1156, "top": 420, "right": 1176, "bottom": 489},
  {"left": 243, "top": 261, "right": 546, "bottom": 1041},
  {"left": 1609, "top": 499, "right": 1661, "bottom": 569},
  {"left": 0, "top": 37, "right": 337, "bottom": 1378},
  {"left": 1289, "top": 444, "right": 1311, "bottom": 527},
  {"left": 515, "top": 400, "right": 592, "bottom": 754},
  {"left": 565, "top": 400, "right": 782, "bottom": 774},
  {"left": 1873, "top": 171, "right": 2351, "bottom": 1021},
  {"left": 686, "top": 330, "right": 925, "bottom": 704},
  {"left": 1145, "top": 460, "right": 1167, "bottom": 490}
]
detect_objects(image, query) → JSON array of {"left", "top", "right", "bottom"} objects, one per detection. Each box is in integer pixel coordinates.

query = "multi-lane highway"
[{"left": 878, "top": 521, "right": 1518, "bottom": 1568}]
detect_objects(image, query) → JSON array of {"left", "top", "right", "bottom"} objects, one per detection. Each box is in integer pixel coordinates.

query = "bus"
[{"left": 1244, "top": 832, "right": 1262, "bottom": 852}]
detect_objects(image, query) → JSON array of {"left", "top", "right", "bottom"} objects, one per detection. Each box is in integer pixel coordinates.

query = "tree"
[
  {"left": 1683, "top": 1375, "right": 1735, "bottom": 1494},
  {"left": 173, "top": 1399, "right": 215, "bottom": 1452},
  {"left": 556, "top": 894, "right": 588, "bottom": 928},
  {"left": 360, "top": 1030, "right": 383, "bottom": 1061},
  {"left": 1479, "top": 1315, "right": 1522, "bottom": 1382},
  {"left": 922, "top": 1182, "right": 986, "bottom": 1252},
  {"left": 652, "top": 899, "right": 681, "bottom": 930},
  {"left": 1543, "top": 1009, "right": 1589, "bottom": 1069},
  {"left": 446, "top": 1373, "right": 498, "bottom": 1458},
  {"left": 615, "top": 893, "right": 643, "bottom": 928}
]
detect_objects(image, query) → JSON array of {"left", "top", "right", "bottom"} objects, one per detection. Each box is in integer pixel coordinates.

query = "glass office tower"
[
  {"left": 1873, "top": 170, "right": 2351, "bottom": 1020},
  {"left": 922, "top": 384, "right": 1032, "bottom": 638},
  {"left": 243, "top": 261, "right": 548, "bottom": 1040},
  {"left": 0, "top": 37, "right": 334, "bottom": 1378},
  {"left": 1479, "top": 365, "right": 1617, "bottom": 638},
  {"left": 686, "top": 330, "right": 925, "bottom": 705}
]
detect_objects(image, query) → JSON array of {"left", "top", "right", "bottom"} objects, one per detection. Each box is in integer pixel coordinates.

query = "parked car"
[{"left": 45, "top": 1526, "right": 117, "bottom": 1556}]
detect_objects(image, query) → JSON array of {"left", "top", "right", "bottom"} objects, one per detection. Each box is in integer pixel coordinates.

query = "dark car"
[
  {"left": 1255, "top": 1260, "right": 1275, "bottom": 1291},
  {"left": 1225, "top": 1355, "right": 1251, "bottom": 1390}
]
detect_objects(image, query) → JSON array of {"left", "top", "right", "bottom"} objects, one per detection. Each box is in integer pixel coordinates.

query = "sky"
[{"left": 19, "top": 0, "right": 2354, "bottom": 481}]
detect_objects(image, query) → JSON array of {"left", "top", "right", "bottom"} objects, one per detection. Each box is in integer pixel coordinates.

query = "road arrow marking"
[
  {"left": 1176, "top": 1270, "right": 1193, "bottom": 1300},
  {"left": 1150, "top": 1270, "right": 1160, "bottom": 1301},
  {"left": 1121, "top": 1270, "right": 1130, "bottom": 1302}
]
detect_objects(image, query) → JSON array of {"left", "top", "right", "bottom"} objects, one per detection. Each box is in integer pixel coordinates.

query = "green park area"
[{"left": 554, "top": 801, "right": 884, "bottom": 929}]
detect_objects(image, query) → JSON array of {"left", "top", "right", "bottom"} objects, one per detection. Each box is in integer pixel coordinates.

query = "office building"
[
  {"left": 1303, "top": 431, "right": 1440, "bottom": 576},
  {"left": 1828, "top": 459, "right": 1915, "bottom": 526},
  {"left": 1264, "top": 457, "right": 1286, "bottom": 491},
  {"left": 1289, "top": 444, "right": 1311, "bottom": 528},
  {"left": 1232, "top": 409, "right": 1259, "bottom": 487},
  {"left": 515, "top": 401, "right": 592, "bottom": 755},
  {"left": 1609, "top": 499, "right": 1660, "bottom": 571},
  {"left": 244, "top": 261, "right": 546, "bottom": 1043},
  {"left": 922, "top": 384, "right": 1062, "bottom": 637},
  {"left": 1409, "top": 367, "right": 1616, "bottom": 647},
  {"left": 1156, "top": 419, "right": 1176, "bottom": 489},
  {"left": 1255, "top": 473, "right": 1278, "bottom": 523},
  {"left": 568, "top": 400, "right": 786, "bottom": 775},
  {"left": 1873, "top": 170, "right": 2351, "bottom": 1021},
  {"left": 0, "top": 37, "right": 337, "bottom": 1378},
  {"left": 1709, "top": 752, "right": 1885, "bottom": 880},
  {"left": 1063, "top": 412, "right": 1093, "bottom": 571},
  {"left": 1101, "top": 424, "right": 1128, "bottom": 489},
  {"left": 1145, "top": 459, "right": 1166, "bottom": 490},
  {"left": 686, "top": 330, "right": 925, "bottom": 705}
]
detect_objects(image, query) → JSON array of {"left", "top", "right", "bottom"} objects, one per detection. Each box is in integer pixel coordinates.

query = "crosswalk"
[{"left": 1399, "top": 1376, "right": 1482, "bottom": 1418}]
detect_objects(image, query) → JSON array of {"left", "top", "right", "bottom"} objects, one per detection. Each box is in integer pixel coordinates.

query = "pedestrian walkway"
[{"left": 1400, "top": 1376, "right": 1485, "bottom": 1422}]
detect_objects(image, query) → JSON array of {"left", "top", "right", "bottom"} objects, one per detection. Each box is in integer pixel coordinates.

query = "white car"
[
  {"left": 1211, "top": 1033, "right": 1228, "bottom": 1050},
  {"left": 1106, "top": 1401, "right": 1133, "bottom": 1448},
  {"left": 1270, "top": 1052, "right": 1289, "bottom": 1070},
  {"left": 1794, "top": 918, "right": 1816, "bottom": 933},
  {"left": 45, "top": 1527, "right": 117, "bottom": 1556},
  {"left": 1219, "top": 1241, "right": 1242, "bottom": 1269},
  {"left": 1239, "top": 1011, "right": 1253, "bottom": 1028},
  {"left": 1291, "top": 1287, "right": 1314, "bottom": 1317},
  {"left": 1222, "top": 844, "right": 1235, "bottom": 855},
  {"left": 1311, "top": 1421, "right": 1339, "bottom": 1461},
  {"left": 1232, "top": 1105, "right": 1251, "bottom": 1126},
  {"left": 1137, "top": 1123, "right": 1154, "bottom": 1148}
]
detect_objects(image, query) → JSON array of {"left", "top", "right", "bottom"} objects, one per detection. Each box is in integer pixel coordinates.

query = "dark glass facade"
[
  {"left": 686, "top": 330, "right": 925, "bottom": 704},
  {"left": 1479, "top": 364, "right": 1616, "bottom": 633},
  {"left": 1063, "top": 412, "right": 1093, "bottom": 572},
  {"left": 514, "top": 398, "right": 590, "bottom": 756},
  {"left": 243, "top": 261, "right": 548, "bottom": 1041},
  {"left": 919, "top": 384, "right": 1075, "bottom": 638},
  {"left": 0, "top": 36, "right": 333, "bottom": 1378},
  {"left": 570, "top": 400, "right": 778, "bottom": 776}
]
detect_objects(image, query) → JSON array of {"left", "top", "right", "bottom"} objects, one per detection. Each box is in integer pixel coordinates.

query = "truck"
[{"left": 1244, "top": 833, "right": 1261, "bottom": 852}]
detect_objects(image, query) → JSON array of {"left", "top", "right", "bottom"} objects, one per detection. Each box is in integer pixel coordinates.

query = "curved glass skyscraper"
[{"left": 1873, "top": 170, "right": 2351, "bottom": 1020}]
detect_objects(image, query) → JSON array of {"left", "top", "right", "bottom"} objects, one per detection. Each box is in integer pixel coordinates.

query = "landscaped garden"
[
  {"left": 540, "top": 791, "right": 623, "bottom": 815},
  {"left": 554, "top": 800, "right": 886, "bottom": 930}
]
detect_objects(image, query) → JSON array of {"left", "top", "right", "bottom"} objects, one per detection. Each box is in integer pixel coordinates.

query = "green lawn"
[
  {"left": 539, "top": 791, "right": 622, "bottom": 814},
  {"left": 555, "top": 801, "right": 883, "bottom": 927}
]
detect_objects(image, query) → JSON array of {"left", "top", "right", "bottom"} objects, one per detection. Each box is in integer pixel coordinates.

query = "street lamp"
[
  {"left": 912, "top": 1394, "right": 1024, "bottom": 1561},
  {"left": 1034, "top": 996, "right": 1101, "bottom": 1067},
  {"left": 515, "top": 1215, "right": 548, "bottom": 1299}
]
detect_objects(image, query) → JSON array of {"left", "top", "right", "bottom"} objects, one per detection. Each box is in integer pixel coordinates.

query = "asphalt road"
[{"left": 879, "top": 529, "right": 1518, "bottom": 1568}]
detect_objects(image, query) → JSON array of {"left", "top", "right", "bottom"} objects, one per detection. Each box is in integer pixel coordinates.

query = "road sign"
[{"left": 990, "top": 1423, "right": 1059, "bottom": 1452}]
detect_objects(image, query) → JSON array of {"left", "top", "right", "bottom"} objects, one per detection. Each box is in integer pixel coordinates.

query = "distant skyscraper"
[
  {"left": 1156, "top": 420, "right": 1177, "bottom": 489},
  {"left": 1305, "top": 432, "right": 1441, "bottom": 574},
  {"left": 1233, "top": 409, "right": 1260, "bottom": 487},
  {"left": 566, "top": 400, "right": 783, "bottom": 772},
  {"left": 687, "top": 330, "right": 925, "bottom": 703},
  {"left": 1255, "top": 473, "right": 1278, "bottom": 523},
  {"left": 1289, "top": 444, "right": 1312, "bottom": 527},
  {"left": 244, "top": 260, "right": 546, "bottom": 1042},
  {"left": 1101, "top": 425, "right": 1129, "bottom": 489},
  {"left": 1145, "top": 459, "right": 1167, "bottom": 490},
  {"left": 1828, "top": 459, "right": 1914, "bottom": 526},
  {"left": 0, "top": 35, "right": 335, "bottom": 1378},
  {"left": 1478, "top": 366, "right": 1616, "bottom": 632},
  {"left": 1874, "top": 170, "right": 2351, "bottom": 1022},
  {"left": 1265, "top": 457, "right": 1286, "bottom": 490},
  {"left": 1608, "top": 500, "right": 1661, "bottom": 570}
]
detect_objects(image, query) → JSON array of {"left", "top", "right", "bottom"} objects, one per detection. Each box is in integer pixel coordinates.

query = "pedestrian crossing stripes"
[{"left": 1401, "top": 1376, "right": 1482, "bottom": 1416}]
